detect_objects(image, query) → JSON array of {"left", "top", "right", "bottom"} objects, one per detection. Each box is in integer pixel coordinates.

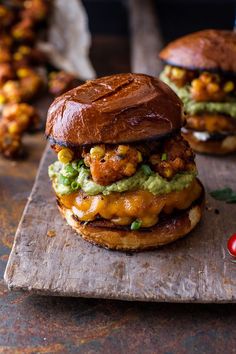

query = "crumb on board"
[
  {"left": 206, "top": 206, "right": 212, "bottom": 211},
  {"left": 47, "top": 229, "right": 56, "bottom": 238},
  {"left": 206, "top": 206, "right": 220, "bottom": 214}
]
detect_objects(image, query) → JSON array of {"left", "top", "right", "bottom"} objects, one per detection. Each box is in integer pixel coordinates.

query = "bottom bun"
[
  {"left": 57, "top": 188, "right": 204, "bottom": 251},
  {"left": 182, "top": 130, "right": 236, "bottom": 155}
]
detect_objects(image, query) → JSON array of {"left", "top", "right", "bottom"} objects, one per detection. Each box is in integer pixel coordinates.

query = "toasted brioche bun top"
[
  {"left": 159, "top": 30, "right": 236, "bottom": 73},
  {"left": 46, "top": 73, "right": 183, "bottom": 146}
]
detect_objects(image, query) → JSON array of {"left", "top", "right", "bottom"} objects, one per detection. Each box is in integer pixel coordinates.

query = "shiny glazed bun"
[
  {"left": 182, "top": 130, "right": 236, "bottom": 155},
  {"left": 159, "top": 30, "right": 236, "bottom": 73},
  {"left": 46, "top": 73, "right": 183, "bottom": 146}
]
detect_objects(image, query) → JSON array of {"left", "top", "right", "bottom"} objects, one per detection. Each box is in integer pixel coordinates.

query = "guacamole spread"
[
  {"left": 49, "top": 159, "right": 197, "bottom": 196},
  {"left": 160, "top": 72, "right": 236, "bottom": 118}
]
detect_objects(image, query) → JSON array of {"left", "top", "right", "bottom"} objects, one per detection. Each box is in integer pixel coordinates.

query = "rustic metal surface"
[{"left": 1, "top": 35, "right": 236, "bottom": 353}]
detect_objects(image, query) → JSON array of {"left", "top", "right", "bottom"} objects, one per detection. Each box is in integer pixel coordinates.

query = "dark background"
[{"left": 82, "top": 0, "right": 236, "bottom": 43}]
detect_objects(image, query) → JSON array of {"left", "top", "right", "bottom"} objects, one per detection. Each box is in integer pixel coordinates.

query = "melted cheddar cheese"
[{"left": 60, "top": 179, "right": 202, "bottom": 228}]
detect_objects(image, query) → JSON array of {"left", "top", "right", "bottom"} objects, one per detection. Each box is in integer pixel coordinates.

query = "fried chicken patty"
[
  {"left": 78, "top": 134, "right": 195, "bottom": 185},
  {"left": 149, "top": 135, "right": 195, "bottom": 180},
  {"left": 186, "top": 114, "right": 236, "bottom": 134},
  {"left": 164, "top": 66, "right": 236, "bottom": 102},
  {"left": 83, "top": 144, "right": 141, "bottom": 186}
]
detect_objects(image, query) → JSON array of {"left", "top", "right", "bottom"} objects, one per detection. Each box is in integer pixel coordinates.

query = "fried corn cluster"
[
  {"left": 0, "top": 0, "right": 49, "bottom": 158},
  {"left": 0, "top": 1, "right": 82, "bottom": 159},
  {"left": 164, "top": 65, "right": 236, "bottom": 102},
  {"left": 149, "top": 135, "right": 196, "bottom": 180},
  {"left": 0, "top": 102, "right": 39, "bottom": 157}
]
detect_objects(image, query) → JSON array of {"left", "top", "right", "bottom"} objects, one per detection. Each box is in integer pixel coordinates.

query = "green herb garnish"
[
  {"left": 161, "top": 152, "right": 167, "bottom": 161},
  {"left": 210, "top": 187, "right": 236, "bottom": 203},
  {"left": 141, "top": 164, "right": 153, "bottom": 176},
  {"left": 58, "top": 174, "right": 71, "bottom": 186},
  {"left": 72, "top": 159, "right": 84, "bottom": 171},
  {"left": 71, "top": 181, "right": 80, "bottom": 191},
  {"left": 131, "top": 219, "right": 142, "bottom": 230},
  {"left": 64, "top": 164, "right": 78, "bottom": 178}
]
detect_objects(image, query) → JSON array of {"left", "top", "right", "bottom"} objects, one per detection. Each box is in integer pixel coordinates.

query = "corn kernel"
[
  {"left": 172, "top": 67, "right": 185, "bottom": 79},
  {"left": 17, "top": 68, "right": 30, "bottom": 78},
  {"left": 207, "top": 82, "right": 219, "bottom": 94},
  {"left": 223, "top": 81, "right": 234, "bottom": 93},
  {"left": 8, "top": 122, "right": 20, "bottom": 135},
  {"left": 90, "top": 146, "right": 105, "bottom": 159},
  {"left": 199, "top": 73, "right": 212, "bottom": 84},
  {"left": 141, "top": 215, "right": 158, "bottom": 228},
  {"left": 19, "top": 114, "right": 29, "bottom": 125},
  {"left": 13, "top": 29, "right": 24, "bottom": 39},
  {"left": 163, "top": 168, "right": 173, "bottom": 179},
  {"left": 19, "top": 46, "right": 31, "bottom": 55},
  {"left": 0, "top": 94, "right": 6, "bottom": 104},
  {"left": 3, "top": 81, "right": 18, "bottom": 92},
  {"left": 13, "top": 52, "right": 23, "bottom": 61},
  {"left": 191, "top": 79, "right": 204, "bottom": 90},
  {"left": 137, "top": 151, "right": 142, "bottom": 162},
  {"left": 117, "top": 145, "right": 129, "bottom": 155},
  {"left": 2, "top": 81, "right": 22, "bottom": 103},
  {"left": 58, "top": 148, "right": 74, "bottom": 164},
  {"left": 124, "top": 162, "right": 136, "bottom": 175},
  {"left": 164, "top": 65, "right": 171, "bottom": 75}
]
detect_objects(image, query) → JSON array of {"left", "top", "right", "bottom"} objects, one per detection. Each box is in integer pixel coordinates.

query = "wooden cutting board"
[{"left": 4, "top": 145, "right": 236, "bottom": 302}]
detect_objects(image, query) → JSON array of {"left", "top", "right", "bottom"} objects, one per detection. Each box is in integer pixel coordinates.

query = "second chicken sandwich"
[{"left": 160, "top": 30, "right": 236, "bottom": 154}]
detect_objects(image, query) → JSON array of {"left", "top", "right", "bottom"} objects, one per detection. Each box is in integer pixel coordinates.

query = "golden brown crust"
[
  {"left": 56, "top": 186, "right": 205, "bottom": 251},
  {"left": 182, "top": 129, "right": 236, "bottom": 155},
  {"left": 159, "top": 30, "right": 236, "bottom": 73},
  {"left": 46, "top": 73, "right": 183, "bottom": 146},
  {"left": 186, "top": 113, "right": 236, "bottom": 134}
]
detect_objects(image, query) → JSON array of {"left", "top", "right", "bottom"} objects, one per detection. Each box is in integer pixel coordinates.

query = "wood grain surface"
[{"left": 4, "top": 145, "right": 236, "bottom": 302}]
